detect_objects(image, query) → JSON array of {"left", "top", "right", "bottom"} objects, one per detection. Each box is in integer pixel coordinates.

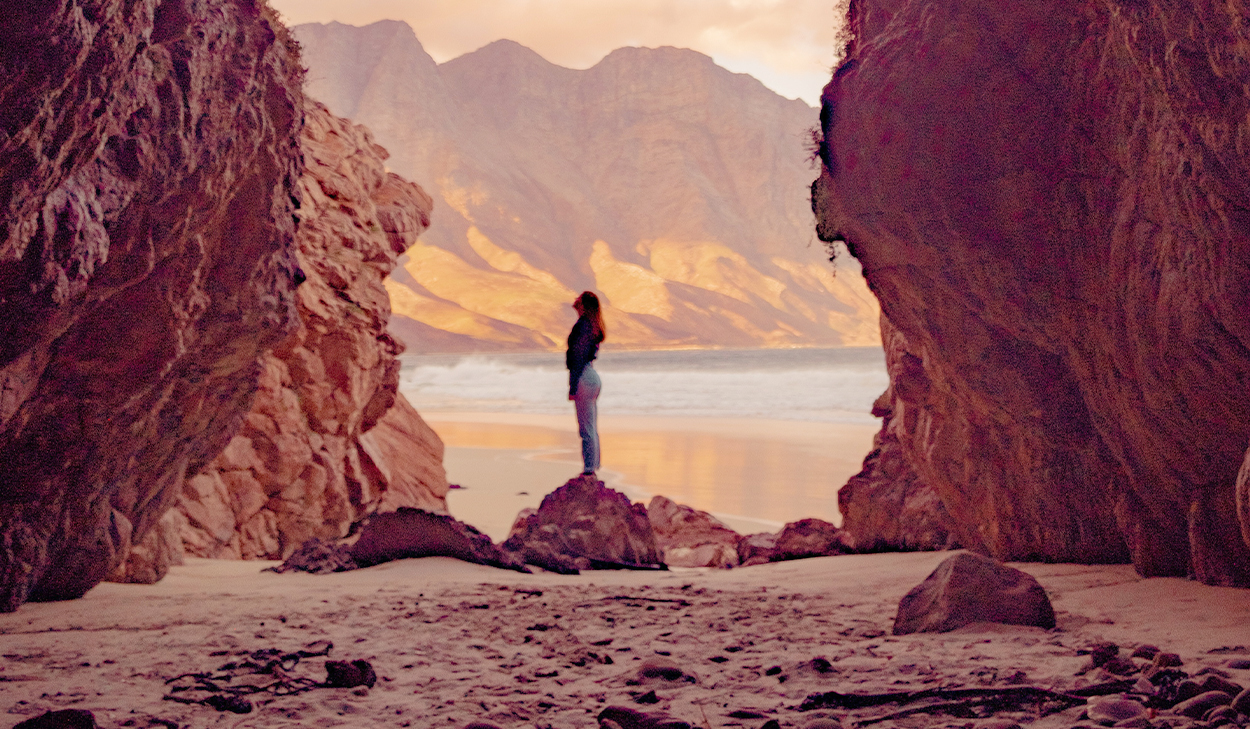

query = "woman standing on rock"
[{"left": 567, "top": 291, "right": 606, "bottom": 476}]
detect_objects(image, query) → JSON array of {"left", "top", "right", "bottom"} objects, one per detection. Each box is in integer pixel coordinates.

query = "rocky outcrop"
[
  {"left": 175, "top": 102, "right": 447, "bottom": 562},
  {"left": 504, "top": 475, "right": 665, "bottom": 573},
  {"left": 838, "top": 322, "right": 957, "bottom": 552},
  {"left": 0, "top": 0, "right": 304, "bottom": 611},
  {"left": 815, "top": 0, "right": 1250, "bottom": 585},
  {"left": 295, "top": 22, "right": 880, "bottom": 352},
  {"left": 893, "top": 552, "right": 1056, "bottom": 635},
  {"left": 646, "top": 496, "right": 740, "bottom": 568}
]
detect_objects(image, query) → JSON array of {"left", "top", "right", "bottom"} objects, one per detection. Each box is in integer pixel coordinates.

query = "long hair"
[{"left": 578, "top": 291, "right": 606, "bottom": 342}]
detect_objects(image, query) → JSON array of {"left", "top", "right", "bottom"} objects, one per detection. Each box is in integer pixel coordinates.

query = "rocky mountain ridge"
[{"left": 295, "top": 21, "right": 880, "bottom": 351}]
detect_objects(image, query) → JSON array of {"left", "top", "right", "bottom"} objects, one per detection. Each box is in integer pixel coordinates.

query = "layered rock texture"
[
  {"left": 175, "top": 103, "right": 448, "bottom": 562},
  {"left": 816, "top": 0, "right": 1250, "bottom": 585},
  {"left": 0, "top": 0, "right": 304, "bottom": 610},
  {"left": 294, "top": 21, "right": 880, "bottom": 351}
]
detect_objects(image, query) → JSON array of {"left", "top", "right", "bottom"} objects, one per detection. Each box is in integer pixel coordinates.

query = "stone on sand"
[
  {"left": 771, "top": 519, "right": 849, "bottom": 561},
  {"left": 892, "top": 551, "right": 1056, "bottom": 634},
  {"left": 647, "top": 495, "right": 740, "bottom": 568},
  {"left": 13, "top": 710, "right": 97, "bottom": 729},
  {"left": 598, "top": 705, "right": 693, "bottom": 729},
  {"left": 349, "top": 508, "right": 527, "bottom": 572}
]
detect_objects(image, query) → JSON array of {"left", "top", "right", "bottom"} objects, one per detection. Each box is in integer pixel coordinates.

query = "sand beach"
[{"left": 2, "top": 553, "right": 1248, "bottom": 729}]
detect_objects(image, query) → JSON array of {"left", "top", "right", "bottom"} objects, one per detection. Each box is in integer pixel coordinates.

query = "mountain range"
[{"left": 293, "top": 20, "right": 879, "bottom": 351}]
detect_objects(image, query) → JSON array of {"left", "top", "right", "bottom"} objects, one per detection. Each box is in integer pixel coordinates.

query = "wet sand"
[{"left": 427, "top": 412, "right": 879, "bottom": 540}]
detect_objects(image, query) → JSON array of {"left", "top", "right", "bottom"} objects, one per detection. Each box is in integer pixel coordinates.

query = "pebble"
[
  {"left": 1204, "top": 706, "right": 1238, "bottom": 725},
  {"left": 1088, "top": 697, "right": 1148, "bottom": 725},
  {"left": 1200, "top": 675, "right": 1245, "bottom": 696},
  {"left": 1229, "top": 659, "right": 1250, "bottom": 670},
  {"left": 1172, "top": 690, "right": 1232, "bottom": 718},
  {"left": 1131, "top": 645, "right": 1161, "bottom": 660},
  {"left": 1231, "top": 687, "right": 1250, "bottom": 715},
  {"left": 13, "top": 711, "right": 97, "bottom": 729},
  {"left": 464, "top": 723, "right": 504, "bottom": 729}
]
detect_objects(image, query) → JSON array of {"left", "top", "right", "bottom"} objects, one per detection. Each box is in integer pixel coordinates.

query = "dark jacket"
[{"left": 566, "top": 317, "right": 602, "bottom": 397}]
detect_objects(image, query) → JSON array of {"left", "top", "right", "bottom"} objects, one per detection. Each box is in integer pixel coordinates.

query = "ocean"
[
  {"left": 399, "top": 347, "right": 889, "bottom": 425},
  {"left": 398, "top": 347, "right": 890, "bottom": 537}
]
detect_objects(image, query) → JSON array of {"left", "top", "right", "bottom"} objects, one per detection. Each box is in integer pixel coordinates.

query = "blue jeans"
[{"left": 573, "top": 365, "right": 601, "bottom": 473}]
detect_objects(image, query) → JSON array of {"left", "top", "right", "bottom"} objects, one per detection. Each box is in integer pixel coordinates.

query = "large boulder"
[
  {"left": 647, "top": 495, "right": 740, "bottom": 568},
  {"left": 893, "top": 551, "right": 1056, "bottom": 635},
  {"left": 814, "top": 0, "right": 1250, "bottom": 584},
  {"left": 504, "top": 475, "right": 665, "bottom": 573},
  {"left": 0, "top": 0, "right": 304, "bottom": 610},
  {"left": 173, "top": 103, "right": 447, "bottom": 562}
]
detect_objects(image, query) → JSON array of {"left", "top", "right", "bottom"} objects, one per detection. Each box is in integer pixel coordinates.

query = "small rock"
[
  {"left": 638, "top": 660, "right": 693, "bottom": 683},
  {"left": 1204, "top": 706, "right": 1238, "bottom": 725},
  {"left": 464, "top": 723, "right": 504, "bottom": 729},
  {"left": 1153, "top": 653, "right": 1184, "bottom": 669},
  {"left": 634, "top": 690, "right": 660, "bottom": 704},
  {"left": 893, "top": 551, "right": 1056, "bottom": 634},
  {"left": 1172, "top": 690, "right": 1232, "bottom": 718},
  {"left": 325, "top": 659, "right": 377, "bottom": 688},
  {"left": 1102, "top": 657, "right": 1139, "bottom": 676},
  {"left": 1230, "top": 687, "right": 1250, "bottom": 715},
  {"left": 760, "top": 721, "right": 781, "bottom": 729},
  {"left": 205, "top": 695, "right": 252, "bottom": 714},
  {"left": 598, "top": 705, "right": 692, "bottom": 729},
  {"left": 13, "top": 710, "right": 97, "bottom": 729},
  {"left": 977, "top": 721, "right": 1022, "bottom": 729},
  {"left": 727, "top": 710, "right": 768, "bottom": 719},
  {"left": 801, "top": 720, "right": 843, "bottom": 729},
  {"left": 1131, "top": 645, "right": 1161, "bottom": 660},
  {"left": 1088, "top": 642, "right": 1121, "bottom": 667},
  {"left": 1174, "top": 679, "right": 1204, "bottom": 703},
  {"left": 1133, "top": 676, "right": 1156, "bottom": 695},
  {"left": 1228, "top": 659, "right": 1250, "bottom": 670},
  {"left": 1200, "top": 675, "right": 1245, "bottom": 696},
  {"left": 1111, "top": 718, "right": 1151, "bottom": 728},
  {"left": 1087, "top": 698, "right": 1148, "bottom": 725}
]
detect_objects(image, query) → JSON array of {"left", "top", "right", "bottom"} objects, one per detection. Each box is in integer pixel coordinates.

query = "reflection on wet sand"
[{"left": 428, "top": 417, "right": 877, "bottom": 530}]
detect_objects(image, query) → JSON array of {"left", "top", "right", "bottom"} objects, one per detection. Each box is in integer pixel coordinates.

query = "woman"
[{"left": 566, "top": 291, "right": 605, "bottom": 475}]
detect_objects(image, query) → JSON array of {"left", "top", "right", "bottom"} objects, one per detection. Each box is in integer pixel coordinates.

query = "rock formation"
[
  {"left": 815, "top": 0, "right": 1250, "bottom": 585},
  {"left": 837, "top": 321, "right": 957, "bottom": 552},
  {"left": 504, "top": 475, "right": 665, "bottom": 573},
  {"left": 294, "top": 21, "right": 881, "bottom": 352},
  {"left": 0, "top": 0, "right": 304, "bottom": 611},
  {"left": 174, "top": 102, "right": 448, "bottom": 563}
]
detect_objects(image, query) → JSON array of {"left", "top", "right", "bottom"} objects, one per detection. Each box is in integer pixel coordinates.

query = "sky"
[{"left": 266, "top": 0, "right": 847, "bottom": 107}]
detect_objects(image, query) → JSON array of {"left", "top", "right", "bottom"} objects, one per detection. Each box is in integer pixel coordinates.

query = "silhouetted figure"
[{"left": 567, "top": 291, "right": 606, "bottom": 475}]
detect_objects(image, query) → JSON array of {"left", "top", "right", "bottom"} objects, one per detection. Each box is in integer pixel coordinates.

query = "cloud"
[{"left": 267, "top": 0, "right": 846, "bottom": 105}]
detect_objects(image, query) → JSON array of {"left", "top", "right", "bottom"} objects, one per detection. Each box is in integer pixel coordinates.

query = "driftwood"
[
  {"left": 798, "top": 683, "right": 1114, "bottom": 725},
  {"left": 163, "top": 641, "right": 339, "bottom": 714}
]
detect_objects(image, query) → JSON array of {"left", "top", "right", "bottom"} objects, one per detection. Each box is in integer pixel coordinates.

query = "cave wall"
[
  {"left": 0, "top": 0, "right": 305, "bottom": 610},
  {"left": 816, "top": 0, "right": 1250, "bottom": 584},
  {"left": 172, "top": 102, "right": 448, "bottom": 564}
]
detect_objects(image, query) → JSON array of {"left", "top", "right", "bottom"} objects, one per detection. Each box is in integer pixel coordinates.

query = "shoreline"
[{"left": 423, "top": 412, "right": 879, "bottom": 541}]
